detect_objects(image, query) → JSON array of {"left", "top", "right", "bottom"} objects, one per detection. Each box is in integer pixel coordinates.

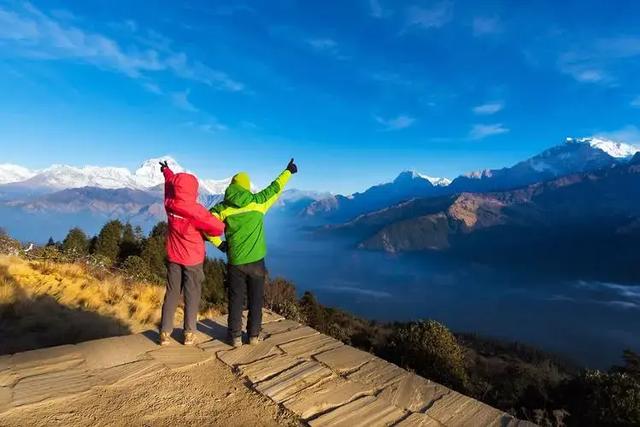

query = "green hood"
[{"left": 224, "top": 184, "right": 253, "bottom": 208}]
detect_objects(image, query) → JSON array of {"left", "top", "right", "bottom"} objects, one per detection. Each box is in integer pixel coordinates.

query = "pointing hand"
[{"left": 159, "top": 161, "right": 169, "bottom": 172}]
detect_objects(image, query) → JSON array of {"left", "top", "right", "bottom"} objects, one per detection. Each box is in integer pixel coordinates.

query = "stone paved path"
[{"left": 0, "top": 310, "right": 536, "bottom": 426}]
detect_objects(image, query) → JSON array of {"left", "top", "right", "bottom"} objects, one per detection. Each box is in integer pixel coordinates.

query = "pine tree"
[
  {"left": 119, "top": 223, "right": 141, "bottom": 262},
  {"left": 94, "top": 220, "right": 123, "bottom": 264},
  {"left": 141, "top": 221, "right": 168, "bottom": 281},
  {"left": 62, "top": 227, "right": 89, "bottom": 256},
  {"left": 46, "top": 237, "right": 56, "bottom": 247}
]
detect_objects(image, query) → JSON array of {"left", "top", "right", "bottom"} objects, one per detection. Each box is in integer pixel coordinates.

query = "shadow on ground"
[{"left": 0, "top": 293, "right": 132, "bottom": 355}]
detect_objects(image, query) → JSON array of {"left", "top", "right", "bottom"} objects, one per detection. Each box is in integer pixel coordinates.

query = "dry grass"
[{"left": 0, "top": 255, "right": 175, "bottom": 354}]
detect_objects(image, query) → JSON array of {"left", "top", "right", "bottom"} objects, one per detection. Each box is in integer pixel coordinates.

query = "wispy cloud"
[
  {"left": 631, "top": 96, "right": 640, "bottom": 108},
  {"left": 374, "top": 114, "right": 416, "bottom": 131},
  {"left": 558, "top": 36, "right": 640, "bottom": 85},
  {"left": 472, "top": 16, "right": 502, "bottom": 36},
  {"left": 0, "top": 3, "right": 244, "bottom": 91},
  {"left": 306, "top": 37, "right": 347, "bottom": 59},
  {"left": 405, "top": 2, "right": 453, "bottom": 31},
  {"left": 171, "top": 90, "right": 198, "bottom": 112},
  {"left": 469, "top": 123, "right": 509, "bottom": 140},
  {"left": 473, "top": 101, "right": 504, "bottom": 115}
]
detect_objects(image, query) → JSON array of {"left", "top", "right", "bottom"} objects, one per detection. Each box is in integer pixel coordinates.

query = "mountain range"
[{"left": 1, "top": 136, "right": 639, "bottom": 252}]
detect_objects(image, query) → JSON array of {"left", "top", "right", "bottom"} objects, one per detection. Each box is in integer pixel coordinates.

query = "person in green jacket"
[{"left": 207, "top": 159, "right": 298, "bottom": 347}]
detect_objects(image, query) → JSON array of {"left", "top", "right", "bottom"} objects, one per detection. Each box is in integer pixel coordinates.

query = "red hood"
[{"left": 171, "top": 173, "right": 199, "bottom": 202}]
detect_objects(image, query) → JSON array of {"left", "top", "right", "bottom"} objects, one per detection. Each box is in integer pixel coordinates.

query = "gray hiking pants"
[{"left": 160, "top": 262, "right": 204, "bottom": 333}]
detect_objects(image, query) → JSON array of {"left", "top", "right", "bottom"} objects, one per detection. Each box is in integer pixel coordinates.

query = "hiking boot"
[
  {"left": 249, "top": 335, "right": 262, "bottom": 345},
  {"left": 159, "top": 331, "right": 171, "bottom": 346},
  {"left": 230, "top": 336, "right": 242, "bottom": 348},
  {"left": 183, "top": 331, "right": 196, "bottom": 346}
]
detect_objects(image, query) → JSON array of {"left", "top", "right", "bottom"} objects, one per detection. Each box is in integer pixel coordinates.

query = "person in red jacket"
[{"left": 158, "top": 160, "right": 225, "bottom": 346}]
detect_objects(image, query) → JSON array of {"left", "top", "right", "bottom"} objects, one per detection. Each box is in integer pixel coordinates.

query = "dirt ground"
[{"left": 1, "top": 358, "right": 302, "bottom": 427}]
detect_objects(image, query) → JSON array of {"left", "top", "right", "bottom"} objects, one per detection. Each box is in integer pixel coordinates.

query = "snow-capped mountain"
[
  {"left": 0, "top": 156, "right": 229, "bottom": 197},
  {"left": 450, "top": 136, "right": 638, "bottom": 193},
  {"left": 566, "top": 136, "right": 639, "bottom": 158},
  {"left": 305, "top": 170, "right": 448, "bottom": 222},
  {"left": 0, "top": 164, "right": 36, "bottom": 184}
]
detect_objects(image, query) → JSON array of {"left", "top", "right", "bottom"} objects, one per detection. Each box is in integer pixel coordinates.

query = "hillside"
[{"left": 326, "top": 154, "right": 640, "bottom": 281}]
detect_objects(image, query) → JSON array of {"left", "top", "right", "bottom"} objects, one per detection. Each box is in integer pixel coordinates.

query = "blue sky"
[{"left": 0, "top": 0, "right": 639, "bottom": 193}]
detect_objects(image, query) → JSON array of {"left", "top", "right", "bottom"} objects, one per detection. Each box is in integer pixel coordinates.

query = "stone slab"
[
  {"left": 147, "top": 346, "right": 212, "bottom": 370},
  {"left": 378, "top": 374, "right": 450, "bottom": 412},
  {"left": 76, "top": 334, "right": 158, "bottom": 370},
  {"left": 278, "top": 334, "right": 343, "bottom": 360},
  {"left": 443, "top": 399, "right": 512, "bottom": 427},
  {"left": 218, "top": 342, "right": 282, "bottom": 367},
  {"left": 198, "top": 339, "right": 232, "bottom": 354},
  {"left": 12, "top": 357, "right": 85, "bottom": 384},
  {"left": 308, "top": 395, "right": 406, "bottom": 427},
  {"left": 262, "top": 309, "right": 285, "bottom": 324},
  {"left": 10, "top": 345, "right": 82, "bottom": 371},
  {"left": 346, "top": 357, "right": 407, "bottom": 390},
  {"left": 239, "top": 354, "right": 302, "bottom": 384},
  {"left": 93, "top": 359, "right": 163, "bottom": 387},
  {"left": 263, "top": 326, "right": 319, "bottom": 346},
  {"left": 283, "top": 376, "right": 373, "bottom": 420},
  {"left": 0, "top": 386, "right": 12, "bottom": 414},
  {"left": 11, "top": 367, "right": 95, "bottom": 407},
  {"left": 501, "top": 420, "right": 538, "bottom": 427},
  {"left": 395, "top": 413, "right": 443, "bottom": 427},
  {"left": 0, "top": 370, "right": 16, "bottom": 388},
  {"left": 423, "top": 391, "right": 479, "bottom": 425},
  {"left": 313, "top": 345, "right": 375, "bottom": 374},
  {"left": 0, "top": 355, "right": 11, "bottom": 371},
  {"left": 261, "top": 319, "right": 303, "bottom": 337},
  {"left": 255, "top": 361, "right": 334, "bottom": 403}
]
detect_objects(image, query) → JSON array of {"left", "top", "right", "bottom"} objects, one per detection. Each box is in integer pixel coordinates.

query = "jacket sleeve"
[
  {"left": 205, "top": 210, "right": 224, "bottom": 247},
  {"left": 163, "top": 166, "right": 175, "bottom": 202},
  {"left": 252, "top": 170, "right": 292, "bottom": 212},
  {"left": 190, "top": 204, "right": 225, "bottom": 236}
]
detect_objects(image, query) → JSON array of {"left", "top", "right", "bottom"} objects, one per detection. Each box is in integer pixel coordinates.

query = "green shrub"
[
  {"left": 563, "top": 370, "right": 640, "bottom": 426},
  {"left": 386, "top": 320, "right": 469, "bottom": 390},
  {"left": 122, "top": 255, "right": 154, "bottom": 283}
]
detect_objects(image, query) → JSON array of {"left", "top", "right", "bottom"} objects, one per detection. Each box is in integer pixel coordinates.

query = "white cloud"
[
  {"left": 473, "top": 101, "right": 504, "bottom": 115},
  {"left": 558, "top": 37, "right": 640, "bottom": 85},
  {"left": 374, "top": 115, "right": 416, "bottom": 131},
  {"left": 142, "top": 82, "right": 162, "bottom": 94},
  {"left": 631, "top": 96, "right": 640, "bottom": 108},
  {"left": 469, "top": 123, "right": 509, "bottom": 140},
  {"left": 405, "top": 2, "right": 453, "bottom": 30},
  {"left": 307, "top": 38, "right": 338, "bottom": 51},
  {"left": 0, "top": 3, "right": 244, "bottom": 91},
  {"left": 171, "top": 90, "right": 198, "bottom": 112},
  {"left": 596, "top": 125, "right": 640, "bottom": 145},
  {"left": 472, "top": 16, "right": 501, "bottom": 36}
]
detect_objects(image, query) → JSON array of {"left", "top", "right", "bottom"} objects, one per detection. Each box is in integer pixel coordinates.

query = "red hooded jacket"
[{"left": 163, "top": 167, "right": 225, "bottom": 266}]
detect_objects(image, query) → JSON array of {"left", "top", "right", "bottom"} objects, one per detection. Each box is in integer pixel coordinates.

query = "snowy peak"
[
  {"left": 134, "top": 156, "right": 185, "bottom": 188},
  {"left": 393, "top": 170, "right": 451, "bottom": 186},
  {"left": 0, "top": 164, "right": 35, "bottom": 184},
  {"left": 566, "top": 137, "right": 639, "bottom": 159}
]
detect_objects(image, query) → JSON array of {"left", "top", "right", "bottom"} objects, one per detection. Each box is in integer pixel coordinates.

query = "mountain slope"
[
  {"left": 305, "top": 170, "right": 448, "bottom": 223},
  {"left": 330, "top": 157, "right": 640, "bottom": 280},
  {"left": 449, "top": 137, "right": 638, "bottom": 193}
]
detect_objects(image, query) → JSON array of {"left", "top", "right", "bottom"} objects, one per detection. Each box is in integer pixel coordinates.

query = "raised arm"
[{"left": 252, "top": 158, "right": 298, "bottom": 212}]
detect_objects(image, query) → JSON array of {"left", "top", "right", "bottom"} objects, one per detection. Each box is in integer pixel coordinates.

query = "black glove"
[
  {"left": 286, "top": 158, "right": 298, "bottom": 174},
  {"left": 218, "top": 241, "right": 228, "bottom": 253},
  {"left": 159, "top": 160, "right": 169, "bottom": 172}
]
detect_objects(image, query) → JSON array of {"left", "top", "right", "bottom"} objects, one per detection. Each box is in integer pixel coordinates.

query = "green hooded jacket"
[{"left": 207, "top": 170, "right": 292, "bottom": 265}]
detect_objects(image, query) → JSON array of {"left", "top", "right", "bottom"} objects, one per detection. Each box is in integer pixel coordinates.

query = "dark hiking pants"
[
  {"left": 227, "top": 259, "right": 266, "bottom": 339},
  {"left": 160, "top": 262, "right": 204, "bottom": 334}
]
